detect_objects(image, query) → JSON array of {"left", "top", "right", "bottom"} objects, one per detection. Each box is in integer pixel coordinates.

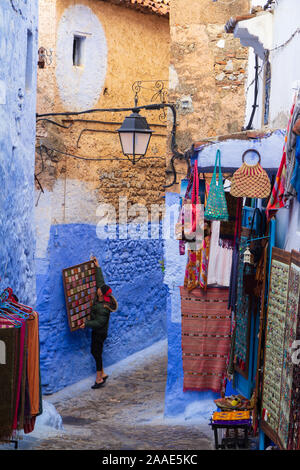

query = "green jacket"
[{"left": 85, "top": 266, "right": 110, "bottom": 336}]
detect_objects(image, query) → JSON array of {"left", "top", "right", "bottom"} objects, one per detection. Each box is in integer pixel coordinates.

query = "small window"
[{"left": 73, "top": 35, "right": 86, "bottom": 67}]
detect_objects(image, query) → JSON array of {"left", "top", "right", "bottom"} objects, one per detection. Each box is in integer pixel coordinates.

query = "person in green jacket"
[{"left": 80, "top": 257, "right": 118, "bottom": 389}]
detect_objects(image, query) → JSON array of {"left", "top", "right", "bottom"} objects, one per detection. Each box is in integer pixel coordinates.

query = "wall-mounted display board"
[
  {"left": 279, "top": 250, "right": 300, "bottom": 450},
  {"left": 62, "top": 260, "right": 97, "bottom": 332},
  {"left": 261, "top": 248, "right": 300, "bottom": 450}
]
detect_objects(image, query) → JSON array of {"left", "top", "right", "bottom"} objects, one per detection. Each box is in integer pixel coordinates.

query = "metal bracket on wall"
[
  {"left": 36, "top": 101, "right": 190, "bottom": 188},
  {"left": 132, "top": 80, "right": 169, "bottom": 121}
]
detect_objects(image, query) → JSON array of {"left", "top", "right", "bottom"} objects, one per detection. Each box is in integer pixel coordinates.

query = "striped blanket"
[{"left": 180, "top": 287, "right": 231, "bottom": 393}]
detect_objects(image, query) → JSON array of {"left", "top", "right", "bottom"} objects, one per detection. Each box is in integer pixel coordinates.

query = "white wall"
[
  {"left": 269, "top": 0, "right": 300, "bottom": 127},
  {"left": 245, "top": 0, "right": 300, "bottom": 129},
  {"left": 56, "top": 4, "right": 108, "bottom": 111}
]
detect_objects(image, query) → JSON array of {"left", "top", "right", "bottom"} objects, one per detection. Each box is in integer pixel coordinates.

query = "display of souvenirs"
[
  {"left": 278, "top": 252, "right": 300, "bottom": 449},
  {"left": 176, "top": 142, "right": 300, "bottom": 450},
  {"left": 212, "top": 410, "right": 251, "bottom": 422},
  {"left": 180, "top": 286, "right": 231, "bottom": 394},
  {"left": 214, "top": 394, "right": 254, "bottom": 412},
  {"left": 0, "top": 288, "right": 42, "bottom": 442},
  {"left": 230, "top": 149, "right": 271, "bottom": 199},
  {"left": 62, "top": 260, "right": 97, "bottom": 332},
  {"left": 261, "top": 248, "right": 291, "bottom": 448}
]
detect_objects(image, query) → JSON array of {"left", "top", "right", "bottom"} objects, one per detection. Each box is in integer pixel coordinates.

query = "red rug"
[{"left": 180, "top": 287, "right": 231, "bottom": 393}]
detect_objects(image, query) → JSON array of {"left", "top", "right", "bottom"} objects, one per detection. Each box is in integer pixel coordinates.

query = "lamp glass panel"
[
  {"left": 134, "top": 132, "right": 151, "bottom": 155},
  {"left": 119, "top": 132, "right": 134, "bottom": 155}
]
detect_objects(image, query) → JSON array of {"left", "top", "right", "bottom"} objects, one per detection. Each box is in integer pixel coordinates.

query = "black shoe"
[
  {"left": 102, "top": 375, "right": 109, "bottom": 382},
  {"left": 91, "top": 381, "right": 105, "bottom": 389}
]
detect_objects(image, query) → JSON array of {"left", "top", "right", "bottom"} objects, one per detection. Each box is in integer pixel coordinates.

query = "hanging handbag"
[
  {"left": 204, "top": 149, "right": 229, "bottom": 221},
  {"left": 230, "top": 149, "right": 271, "bottom": 199},
  {"left": 175, "top": 167, "right": 196, "bottom": 242}
]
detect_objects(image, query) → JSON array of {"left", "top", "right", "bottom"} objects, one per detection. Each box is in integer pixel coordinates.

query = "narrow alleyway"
[{"left": 10, "top": 341, "right": 214, "bottom": 451}]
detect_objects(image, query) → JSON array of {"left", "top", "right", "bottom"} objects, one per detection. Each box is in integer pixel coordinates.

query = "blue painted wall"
[
  {"left": 36, "top": 223, "right": 167, "bottom": 394},
  {"left": 0, "top": 1, "right": 38, "bottom": 306},
  {"left": 164, "top": 296, "right": 219, "bottom": 416},
  {"left": 163, "top": 192, "right": 219, "bottom": 416}
]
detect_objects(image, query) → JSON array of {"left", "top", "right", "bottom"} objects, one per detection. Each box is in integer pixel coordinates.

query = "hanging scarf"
[
  {"left": 183, "top": 235, "right": 210, "bottom": 291},
  {"left": 266, "top": 98, "right": 296, "bottom": 219},
  {"left": 190, "top": 160, "right": 199, "bottom": 234},
  {"left": 285, "top": 101, "right": 300, "bottom": 199}
]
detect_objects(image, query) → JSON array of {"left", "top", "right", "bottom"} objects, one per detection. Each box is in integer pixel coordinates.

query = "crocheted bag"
[
  {"left": 230, "top": 149, "right": 271, "bottom": 199},
  {"left": 204, "top": 149, "right": 229, "bottom": 221}
]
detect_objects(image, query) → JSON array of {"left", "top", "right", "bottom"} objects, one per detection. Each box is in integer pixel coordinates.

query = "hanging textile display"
[
  {"left": 180, "top": 286, "right": 231, "bottom": 394},
  {"left": 204, "top": 149, "right": 229, "bottom": 221},
  {"left": 0, "top": 288, "right": 42, "bottom": 442},
  {"left": 228, "top": 198, "right": 243, "bottom": 311},
  {"left": 266, "top": 98, "right": 296, "bottom": 218},
  {"left": 261, "top": 248, "right": 291, "bottom": 448},
  {"left": 232, "top": 227, "right": 252, "bottom": 377},
  {"left": 227, "top": 204, "right": 265, "bottom": 380},
  {"left": 62, "top": 260, "right": 97, "bottom": 332},
  {"left": 175, "top": 161, "right": 205, "bottom": 256},
  {"left": 278, "top": 251, "right": 300, "bottom": 450},
  {"left": 0, "top": 327, "right": 18, "bottom": 441},
  {"left": 230, "top": 149, "right": 271, "bottom": 199},
  {"left": 285, "top": 101, "right": 300, "bottom": 200},
  {"left": 183, "top": 235, "right": 210, "bottom": 291},
  {"left": 219, "top": 192, "right": 238, "bottom": 247},
  {"left": 287, "top": 254, "right": 300, "bottom": 450},
  {"left": 290, "top": 135, "right": 300, "bottom": 201},
  {"left": 207, "top": 221, "right": 233, "bottom": 287}
]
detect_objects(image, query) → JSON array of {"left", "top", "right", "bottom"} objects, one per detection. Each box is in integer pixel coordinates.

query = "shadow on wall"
[{"left": 36, "top": 223, "right": 167, "bottom": 394}]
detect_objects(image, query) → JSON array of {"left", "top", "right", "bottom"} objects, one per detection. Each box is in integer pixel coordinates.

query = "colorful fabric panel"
[
  {"left": 261, "top": 248, "right": 291, "bottom": 448},
  {"left": 180, "top": 287, "right": 231, "bottom": 394},
  {"left": 279, "top": 252, "right": 300, "bottom": 449}
]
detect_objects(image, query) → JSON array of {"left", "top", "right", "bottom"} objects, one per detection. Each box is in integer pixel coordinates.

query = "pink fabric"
[
  {"left": 191, "top": 161, "right": 199, "bottom": 234},
  {"left": 12, "top": 319, "right": 26, "bottom": 430}
]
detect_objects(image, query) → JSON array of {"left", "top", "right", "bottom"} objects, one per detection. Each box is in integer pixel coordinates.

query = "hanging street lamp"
[
  {"left": 36, "top": 101, "right": 191, "bottom": 187},
  {"left": 117, "top": 109, "right": 153, "bottom": 165}
]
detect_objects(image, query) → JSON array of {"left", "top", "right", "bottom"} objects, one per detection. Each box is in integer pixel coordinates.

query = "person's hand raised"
[{"left": 92, "top": 256, "right": 99, "bottom": 267}]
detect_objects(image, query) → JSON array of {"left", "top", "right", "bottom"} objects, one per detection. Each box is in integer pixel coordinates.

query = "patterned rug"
[
  {"left": 180, "top": 287, "right": 231, "bottom": 393},
  {"left": 279, "top": 251, "right": 300, "bottom": 449}
]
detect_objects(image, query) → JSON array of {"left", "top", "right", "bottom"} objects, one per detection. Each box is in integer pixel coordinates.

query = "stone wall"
[
  {"left": 36, "top": 0, "right": 170, "bottom": 212},
  {"left": 0, "top": 0, "right": 38, "bottom": 306},
  {"left": 167, "top": 0, "right": 250, "bottom": 189}
]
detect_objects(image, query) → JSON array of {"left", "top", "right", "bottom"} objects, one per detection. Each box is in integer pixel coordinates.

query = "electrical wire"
[
  {"left": 270, "top": 28, "right": 300, "bottom": 53},
  {"left": 36, "top": 118, "right": 73, "bottom": 129},
  {"left": 36, "top": 102, "right": 190, "bottom": 188},
  {"left": 36, "top": 144, "right": 166, "bottom": 162},
  {"left": 245, "top": 54, "right": 259, "bottom": 130}
]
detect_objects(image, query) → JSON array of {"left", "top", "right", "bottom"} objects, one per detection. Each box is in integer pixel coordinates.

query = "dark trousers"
[{"left": 91, "top": 330, "right": 106, "bottom": 371}]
